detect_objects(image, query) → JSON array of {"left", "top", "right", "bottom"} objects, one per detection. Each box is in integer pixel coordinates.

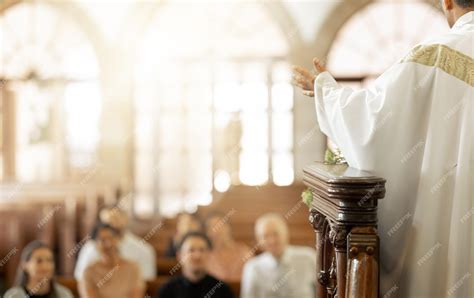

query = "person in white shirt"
[
  {"left": 74, "top": 205, "right": 157, "bottom": 281},
  {"left": 240, "top": 213, "right": 316, "bottom": 298}
]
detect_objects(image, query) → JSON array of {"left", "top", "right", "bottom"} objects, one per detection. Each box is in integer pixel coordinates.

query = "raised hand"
[{"left": 292, "top": 58, "right": 327, "bottom": 98}]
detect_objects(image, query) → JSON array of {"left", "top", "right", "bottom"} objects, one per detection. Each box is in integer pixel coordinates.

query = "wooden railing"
[{"left": 303, "top": 162, "right": 386, "bottom": 298}]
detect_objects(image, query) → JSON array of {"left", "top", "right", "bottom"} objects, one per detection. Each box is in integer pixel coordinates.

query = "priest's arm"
[{"left": 293, "top": 55, "right": 434, "bottom": 170}]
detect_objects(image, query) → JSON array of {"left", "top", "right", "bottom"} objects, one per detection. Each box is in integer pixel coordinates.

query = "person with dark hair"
[
  {"left": 453, "top": 0, "right": 474, "bottom": 8},
  {"left": 4, "top": 241, "right": 73, "bottom": 298},
  {"left": 79, "top": 223, "right": 144, "bottom": 298},
  {"left": 164, "top": 212, "right": 203, "bottom": 257},
  {"left": 204, "top": 212, "right": 253, "bottom": 282},
  {"left": 157, "top": 231, "right": 234, "bottom": 298},
  {"left": 74, "top": 205, "right": 156, "bottom": 280},
  {"left": 441, "top": 0, "right": 474, "bottom": 26},
  {"left": 293, "top": 0, "right": 473, "bottom": 296}
]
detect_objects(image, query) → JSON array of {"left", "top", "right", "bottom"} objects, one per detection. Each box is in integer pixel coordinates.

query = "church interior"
[{"left": 0, "top": 0, "right": 451, "bottom": 297}]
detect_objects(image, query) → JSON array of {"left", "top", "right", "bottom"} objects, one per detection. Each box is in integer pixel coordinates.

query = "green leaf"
[
  {"left": 324, "top": 148, "right": 346, "bottom": 165},
  {"left": 324, "top": 148, "right": 337, "bottom": 164},
  {"left": 301, "top": 188, "right": 313, "bottom": 208}
]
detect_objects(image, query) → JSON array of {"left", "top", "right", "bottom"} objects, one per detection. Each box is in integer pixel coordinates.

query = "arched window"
[
  {"left": 325, "top": 0, "right": 449, "bottom": 155},
  {"left": 328, "top": 0, "right": 449, "bottom": 88},
  {"left": 0, "top": 2, "right": 101, "bottom": 182},
  {"left": 134, "top": 1, "right": 293, "bottom": 217}
]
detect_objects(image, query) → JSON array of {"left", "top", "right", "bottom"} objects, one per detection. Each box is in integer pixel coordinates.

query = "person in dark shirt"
[{"left": 158, "top": 231, "right": 234, "bottom": 298}]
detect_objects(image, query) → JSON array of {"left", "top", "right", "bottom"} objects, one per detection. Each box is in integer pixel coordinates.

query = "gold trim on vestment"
[{"left": 400, "top": 44, "right": 474, "bottom": 87}]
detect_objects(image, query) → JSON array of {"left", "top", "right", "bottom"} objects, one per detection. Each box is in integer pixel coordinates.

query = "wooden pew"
[
  {"left": 304, "top": 162, "right": 385, "bottom": 298},
  {"left": 56, "top": 276, "right": 80, "bottom": 298},
  {"left": 0, "top": 204, "right": 55, "bottom": 286},
  {"left": 56, "top": 276, "right": 241, "bottom": 298},
  {"left": 0, "top": 212, "right": 23, "bottom": 287},
  {"left": 0, "top": 183, "right": 114, "bottom": 282},
  {"left": 157, "top": 258, "right": 180, "bottom": 276},
  {"left": 140, "top": 184, "right": 315, "bottom": 258},
  {"left": 0, "top": 183, "right": 111, "bottom": 242},
  {"left": 144, "top": 276, "right": 175, "bottom": 297}
]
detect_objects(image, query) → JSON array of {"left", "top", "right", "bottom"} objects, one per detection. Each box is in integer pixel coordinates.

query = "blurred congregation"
[{"left": 0, "top": 186, "right": 315, "bottom": 297}]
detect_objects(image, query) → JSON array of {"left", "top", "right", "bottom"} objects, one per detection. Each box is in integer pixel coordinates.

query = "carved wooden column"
[
  {"left": 304, "top": 162, "right": 385, "bottom": 298},
  {"left": 309, "top": 209, "right": 327, "bottom": 297}
]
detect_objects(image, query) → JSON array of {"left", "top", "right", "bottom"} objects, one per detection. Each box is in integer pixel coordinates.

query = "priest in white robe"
[{"left": 293, "top": 0, "right": 473, "bottom": 297}]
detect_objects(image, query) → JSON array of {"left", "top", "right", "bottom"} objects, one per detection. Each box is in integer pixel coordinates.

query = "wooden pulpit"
[{"left": 303, "top": 162, "right": 386, "bottom": 298}]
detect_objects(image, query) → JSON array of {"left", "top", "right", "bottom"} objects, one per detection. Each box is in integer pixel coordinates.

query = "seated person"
[
  {"left": 165, "top": 212, "right": 202, "bottom": 257},
  {"left": 74, "top": 205, "right": 156, "bottom": 280},
  {"left": 241, "top": 213, "right": 316, "bottom": 298},
  {"left": 204, "top": 212, "right": 253, "bottom": 282},
  {"left": 79, "top": 223, "right": 145, "bottom": 298},
  {"left": 4, "top": 241, "right": 73, "bottom": 298},
  {"left": 158, "top": 231, "right": 234, "bottom": 298}
]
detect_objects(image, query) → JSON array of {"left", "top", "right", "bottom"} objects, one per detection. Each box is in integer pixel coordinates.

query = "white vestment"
[{"left": 314, "top": 12, "right": 473, "bottom": 298}]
